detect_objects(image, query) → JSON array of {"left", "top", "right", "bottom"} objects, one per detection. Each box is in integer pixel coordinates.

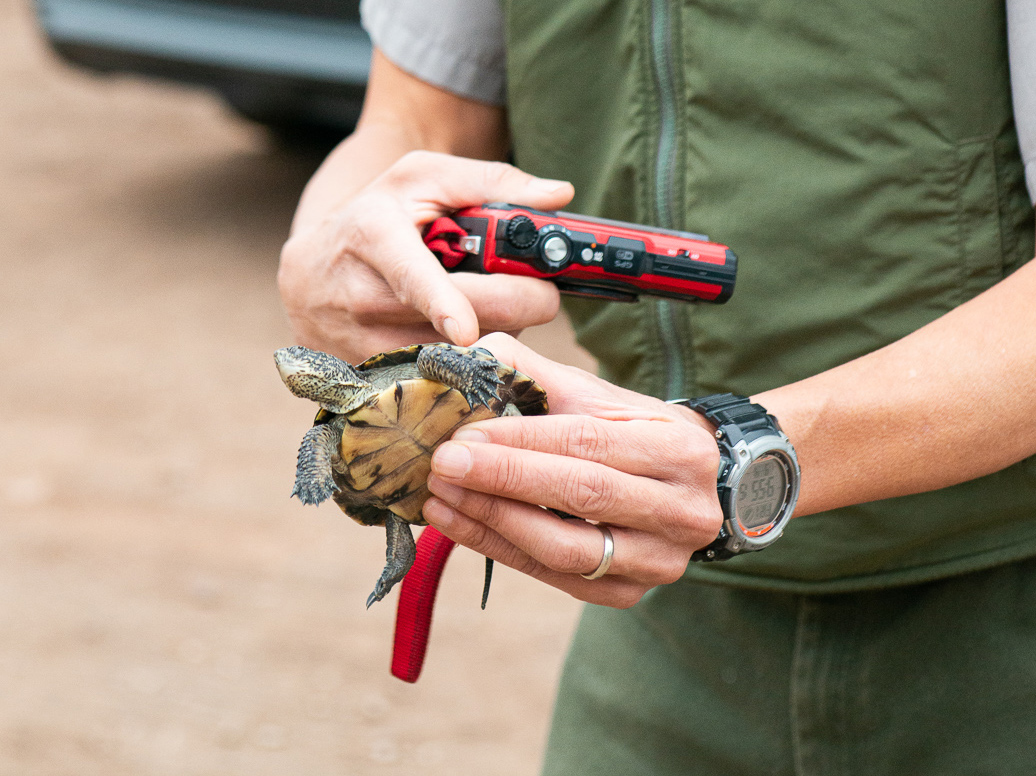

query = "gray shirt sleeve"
[
  {"left": 359, "top": 0, "right": 506, "bottom": 105},
  {"left": 1008, "top": 0, "right": 1036, "bottom": 205}
]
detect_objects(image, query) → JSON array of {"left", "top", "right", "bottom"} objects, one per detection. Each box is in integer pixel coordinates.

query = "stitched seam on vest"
[
  {"left": 953, "top": 136, "right": 1001, "bottom": 306},
  {"left": 648, "top": 0, "right": 690, "bottom": 400},
  {"left": 641, "top": 0, "right": 668, "bottom": 399},
  {"left": 668, "top": 2, "right": 695, "bottom": 399}
]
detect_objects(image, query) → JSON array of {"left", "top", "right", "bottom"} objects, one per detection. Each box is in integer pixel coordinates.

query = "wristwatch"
[{"left": 669, "top": 393, "right": 800, "bottom": 561}]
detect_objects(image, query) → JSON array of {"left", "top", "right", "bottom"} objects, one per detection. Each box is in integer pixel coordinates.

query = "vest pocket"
[{"left": 954, "top": 136, "right": 1006, "bottom": 300}]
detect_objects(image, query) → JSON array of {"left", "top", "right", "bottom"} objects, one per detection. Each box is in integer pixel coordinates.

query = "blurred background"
[{"left": 1, "top": 0, "right": 596, "bottom": 773}]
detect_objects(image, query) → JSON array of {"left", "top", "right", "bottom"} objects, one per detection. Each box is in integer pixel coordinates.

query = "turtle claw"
[
  {"left": 366, "top": 581, "right": 391, "bottom": 609},
  {"left": 459, "top": 353, "right": 505, "bottom": 409},
  {"left": 462, "top": 363, "right": 503, "bottom": 410},
  {"left": 417, "top": 344, "right": 504, "bottom": 410},
  {"left": 365, "top": 514, "right": 416, "bottom": 608},
  {"left": 291, "top": 475, "right": 339, "bottom": 506},
  {"left": 365, "top": 562, "right": 409, "bottom": 608}
]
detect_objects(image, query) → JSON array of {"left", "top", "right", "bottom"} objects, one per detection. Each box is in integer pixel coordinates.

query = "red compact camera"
[{"left": 424, "top": 203, "right": 737, "bottom": 303}]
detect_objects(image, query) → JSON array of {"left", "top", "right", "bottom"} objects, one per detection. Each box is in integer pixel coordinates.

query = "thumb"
[
  {"left": 473, "top": 332, "right": 604, "bottom": 412},
  {"left": 472, "top": 163, "right": 575, "bottom": 213},
  {"left": 392, "top": 152, "right": 574, "bottom": 216}
]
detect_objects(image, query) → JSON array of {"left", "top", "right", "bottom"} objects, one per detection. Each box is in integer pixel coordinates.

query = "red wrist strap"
[
  {"left": 391, "top": 527, "right": 457, "bottom": 683},
  {"left": 423, "top": 217, "right": 468, "bottom": 268}
]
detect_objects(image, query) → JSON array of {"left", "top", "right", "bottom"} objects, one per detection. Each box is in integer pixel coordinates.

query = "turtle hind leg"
[
  {"left": 416, "top": 344, "right": 504, "bottom": 410},
  {"left": 291, "top": 422, "right": 342, "bottom": 505},
  {"left": 366, "top": 513, "right": 416, "bottom": 608}
]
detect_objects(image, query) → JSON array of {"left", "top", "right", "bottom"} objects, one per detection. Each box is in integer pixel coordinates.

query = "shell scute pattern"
[
  {"left": 276, "top": 342, "right": 548, "bottom": 605},
  {"left": 337, "top": 379, "right": 498, "bottom": 525}
]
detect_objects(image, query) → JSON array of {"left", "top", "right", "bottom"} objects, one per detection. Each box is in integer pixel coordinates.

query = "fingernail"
[
  {"left": 530, "top": 177, "right": 571, "bottom": 194},
  {"left": 427, "top": 475, "right": 466, "bottom": 505},
  {"left": 452, "top": 427, "right": 487, "bottom": 443},
  {"left": 422, "top": 497, "right": 456, "bottom": 530},
  {"left": 432, "top": 442, "right": 472, "bottom": 479},
  {"left": 442, "top": 316, "right": 462, "bottom": 344}
]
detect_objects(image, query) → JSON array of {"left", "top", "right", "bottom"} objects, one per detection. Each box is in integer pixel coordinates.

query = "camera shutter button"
[{"left": 541, "top": 234, "right": 572, "bottom": 268}]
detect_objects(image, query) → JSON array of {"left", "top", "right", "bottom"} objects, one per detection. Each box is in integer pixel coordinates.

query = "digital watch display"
[
  {"left": 671, "top": 394, "right": 801, "bottom": 561},
  {"left": 735, "top": 455, "right": 790, "bottom": 529}
]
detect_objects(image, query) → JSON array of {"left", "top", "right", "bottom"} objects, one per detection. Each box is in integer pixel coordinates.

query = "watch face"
[{"left": 734, "top": 454, "right": 790, "bottom": 535}]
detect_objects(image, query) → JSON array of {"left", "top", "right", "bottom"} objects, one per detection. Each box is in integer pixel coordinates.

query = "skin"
[
  {"left": 279, "top": 50, "right": 573, "bottom": 362},
  {"left": 280, "top": 50, "right": 1036, "bottom": 609}
]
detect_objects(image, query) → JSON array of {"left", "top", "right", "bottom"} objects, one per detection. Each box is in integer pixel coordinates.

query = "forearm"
[
  {"left": 758, "top": 249, "right": 1036, "bottom": 517},
  {"left": 291, "top": 49, "right": 510, "bottom": 236}
]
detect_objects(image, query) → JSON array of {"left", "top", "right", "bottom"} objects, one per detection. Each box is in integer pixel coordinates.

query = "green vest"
[{"left": 502, "top": 0, "right": 1036, "bottom": 591}]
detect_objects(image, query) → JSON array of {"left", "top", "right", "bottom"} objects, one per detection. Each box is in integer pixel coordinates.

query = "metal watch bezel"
[
  {"left": 669, "top": 394, "right": 801, "bottom": 561},
  {"left": 716, "top": 434, "right": 799, "bottom": 554}
]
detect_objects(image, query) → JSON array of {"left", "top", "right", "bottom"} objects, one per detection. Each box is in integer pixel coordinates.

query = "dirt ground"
[{"left": 0, "top": 2, "right": 598, "bottom": 773}]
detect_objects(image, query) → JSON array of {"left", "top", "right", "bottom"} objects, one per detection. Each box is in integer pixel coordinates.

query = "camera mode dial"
[{"left": 505, "top": 216, "right": 538, "bottom": 249}]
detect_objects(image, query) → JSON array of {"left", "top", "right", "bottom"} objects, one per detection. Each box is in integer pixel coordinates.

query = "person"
[{"left": 278, "top": 0, "right": 1036, "bottom": 773}]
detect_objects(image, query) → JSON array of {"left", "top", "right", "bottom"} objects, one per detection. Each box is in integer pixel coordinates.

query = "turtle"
[{"left": 274, "top": 342, "right": 549, "bottom": 608}]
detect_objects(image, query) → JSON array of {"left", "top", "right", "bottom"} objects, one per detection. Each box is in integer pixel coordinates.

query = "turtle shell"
[{"left": 323, "top": 344, "right": 548, "bottom": 528}]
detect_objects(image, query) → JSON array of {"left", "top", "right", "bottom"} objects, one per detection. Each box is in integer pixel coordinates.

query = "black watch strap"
[{"left": 681, "top": 393, "right": 777, "bottom": 439}]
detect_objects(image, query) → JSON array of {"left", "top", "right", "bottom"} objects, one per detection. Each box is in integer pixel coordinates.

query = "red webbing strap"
[
  {"left": 391, "top": 527, "right": 457, "bottom": 682},
  {"left": 423, "top": 217, "right": 468, "bottom": 268}
]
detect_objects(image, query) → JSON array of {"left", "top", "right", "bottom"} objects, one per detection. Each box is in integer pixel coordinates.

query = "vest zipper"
[{"left": 649, "top": 0, "right": 685, "bottom": 400}]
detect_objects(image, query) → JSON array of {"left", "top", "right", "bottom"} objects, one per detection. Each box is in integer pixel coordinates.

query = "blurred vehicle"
[{"left": 33, "top": 0, "right": 371, "bottom": 135}]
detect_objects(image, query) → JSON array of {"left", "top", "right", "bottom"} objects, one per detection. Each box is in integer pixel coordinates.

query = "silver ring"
[{"left": 580, "top": 525, "right": 615, "bottom": 580}]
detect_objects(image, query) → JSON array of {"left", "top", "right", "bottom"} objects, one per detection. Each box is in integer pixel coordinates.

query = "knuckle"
[
  {"left": 452, "top": 509, "right": 492, "bottom": 548},
  {"left": 338, "top": 199, "right": 381, "bottom": 257},
  {"left": 657, "top": 429, "right": 710, "bottom": 475},
  {"left": 276, "top": 256, "right": 298, "bottom": 302},
  {"left": 385, "top": 150, "right": 435, "bottom": 185},
  {"left": 511, "top": 551, "right": 544, "bottom": 579},
  {"left": 651, "top": 556, "right": 689, "bottom": 586},
  {"left": 607, "top": 583, "right": 647, "bottom": 610},
  {"left": 698, "top": 500, "right": 725, "bottom": 541},
  {"left": 488, "top": 453, "right": 526, "bottom": 497},
  {"left": 683, "top": 430, "right": 721, "bottom": 471},
  {"left": 542, "top": 534, "right": 590, "bottom": 575},
  {"left": 476, "top": 331, "right": 512, "bottom": 354},
  {"left": 480, "top": 159, "right": 521, "bottom": 189},
  {"left": 390, "top": 261, "right": 419, "bottom": 308},
  {"left": 279, "top": 234, "right": 303, "bottom": 268},
  {"left": 471, "top": 280, "right": 558, "bottom": 330},
  {"left": 278, "top": 235, "right": 319, "bottom": 300},
  {"left": 567, "top": 417, "right": 608, "bottom": 462},
  {"left": 652, "top": 496, "right": 700, "bottom": 544},
  {"left": 469, "top": 492, "right": 508, "bottom": 531},
  {"left": 473, "top": 291, "right": 520, "bottom": 327},
  {"left": 558, "top": 467, "right": 615, "bottom": 518}
]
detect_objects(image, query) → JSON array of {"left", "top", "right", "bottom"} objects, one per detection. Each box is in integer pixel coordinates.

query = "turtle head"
[{"left": 274, "top": 346, "right": 373, "bottom": 414}]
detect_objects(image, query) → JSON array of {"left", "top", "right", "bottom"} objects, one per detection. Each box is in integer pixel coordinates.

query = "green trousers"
[{"left": 542, "top": 558, "right": 1036, "bottom": 775}]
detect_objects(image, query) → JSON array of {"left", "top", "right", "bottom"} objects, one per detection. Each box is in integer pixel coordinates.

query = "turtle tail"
[
  {"left": 291, "top": 422, "right": 341, "bottom": 505},
  {"left": 481, "top": 557, "right": 494, "bottom": 610}
]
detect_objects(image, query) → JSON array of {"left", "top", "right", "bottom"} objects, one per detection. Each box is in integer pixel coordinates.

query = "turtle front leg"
[
  {"left": 367, "top": 513, "right": 416, "bottom": 608},
  {"left": 416, "top": 344, "right": 504, "bottom": 410},
  {"left": 291, "top": 421, "right": 342, "bottom": 505}
]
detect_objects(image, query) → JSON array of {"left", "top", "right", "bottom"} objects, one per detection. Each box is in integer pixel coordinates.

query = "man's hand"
[
  {"left": 278, "top": 151, "right": 574, "bottom": 362},
  {"left": 422, "top": 333, "right": 725, "bottom": 609}
]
